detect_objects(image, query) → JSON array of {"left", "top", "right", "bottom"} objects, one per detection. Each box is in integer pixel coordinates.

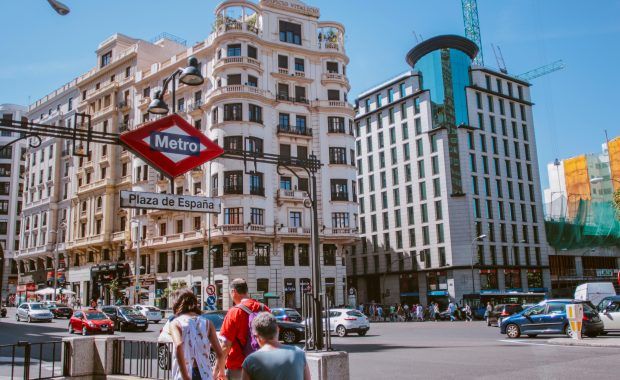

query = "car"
[
  {"left": 305, "top": 309, "right": 370, "bottom": 337},
  {"left": 575, "top": 282, "right": 616, "bottom": 307},
  {"left": 277, "top": 319, "right": 306, "bottom": 343},
  {"left": 16, "top": 302, "right": 54, "bottom": 323},
  {"left": 69, "top": 310, "right": 114, "bottom": 335},
  {"left": 596, "top": 296, "right": 620, "bottom": 333},
  {"left": 271, "top": 308, "right": 303, "bottom": 323},
  {"left": 46, "top": 303, "right": 74, "bottom": 319},
  {"left": 487, "top": 304, "right": 523, "bottom": 327},
  {"left": 500, "top": 299, "right": 604, "bottom": 339},
  {"left": 101, "top": 306, "right": 149, "bottom": 332},
  {"left": 134, "top": 305, "right": 164, "bottom": 323}
]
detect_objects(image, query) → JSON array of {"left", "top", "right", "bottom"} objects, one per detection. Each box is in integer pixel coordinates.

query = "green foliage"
[{"left": 614, "top": 189, "right": 620, "bottom": 217}]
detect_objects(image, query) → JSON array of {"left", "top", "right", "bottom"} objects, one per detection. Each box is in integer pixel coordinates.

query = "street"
[{"left": 2, "top": 308, "right": 620, "bottom": 379}]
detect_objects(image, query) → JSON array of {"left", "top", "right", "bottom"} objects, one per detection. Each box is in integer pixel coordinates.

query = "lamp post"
[
  {"left": 470, "top": 234, "right": 487, "bottom": 294},
  {"left": 50, "top": 223, "right": 67, "bottom": 301},
  {"left": 130, "top": 218, "right": 142, "bottom": 305},
  {"left": 147, "top": 57, "right": 204, "bottom": 115}
]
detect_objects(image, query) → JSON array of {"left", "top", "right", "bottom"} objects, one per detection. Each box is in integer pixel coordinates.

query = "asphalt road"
[{"left": 2, "top": 308, "right": 620, "bottom": 379}]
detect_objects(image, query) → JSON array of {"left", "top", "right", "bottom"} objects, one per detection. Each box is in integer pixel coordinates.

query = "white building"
[
  {"left": 349, "top": 35, "right": 551, "bottom": 307},
  {"left": 0, "top": 103, "right": 27, "bottom": 303}
]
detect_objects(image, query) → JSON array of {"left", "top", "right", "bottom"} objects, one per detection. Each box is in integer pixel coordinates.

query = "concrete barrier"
[
  {"left": 62, "top": 335, "right": 123, "bottom": 379},
  {"left": 307, "top": 351, "right": 349, "bottom": 380}
]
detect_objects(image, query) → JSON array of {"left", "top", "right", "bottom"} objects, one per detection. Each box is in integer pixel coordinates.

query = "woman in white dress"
[{"left": 170, "top": 290, "right": 225, "bottom": 380}]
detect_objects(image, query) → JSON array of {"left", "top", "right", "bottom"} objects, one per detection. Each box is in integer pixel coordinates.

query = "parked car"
[
  {"left": 596, "top": 296, "right": 620, "bottom": 333},
  {"left": 575, "top": 282, "right": 617, "bottom": 307},
  {"left": 501, "top": 299, "right": 604, "bottom": 339},
  {"left": 68, "top": 310, "right": 114, "bottom": 335},
  {"left": 46, "top": 303, "right": 74, "bottom": 319},
  {"left": 134, "top": 305, "right": 164, "bottom": 323},
  {"left": 305, "top": 309, "right": 370, "bottom": 337},
  {"left": 487, "top": 304, "right": 523, "bottom": 327},
  {"left": 271, "top": 308, "right": 303, "bottom": 323},
  {"left": 101, "top": 306, "right": 148, "bottom": 331},
  {"left": 16, "top": 302, "right": 53, "bottom": 323}
]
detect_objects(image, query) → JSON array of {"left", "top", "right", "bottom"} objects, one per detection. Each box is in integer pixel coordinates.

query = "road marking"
[{"left": 498, "top": 339, "right": 591, "bottom": 348}]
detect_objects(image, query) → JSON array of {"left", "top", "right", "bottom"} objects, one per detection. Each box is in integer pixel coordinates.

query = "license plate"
[
  {"left": 136, "top": 322, "right": 145, "bottom": 325},
  {"left": 101, "top": 326, "right": 108, "bottom": 331}
]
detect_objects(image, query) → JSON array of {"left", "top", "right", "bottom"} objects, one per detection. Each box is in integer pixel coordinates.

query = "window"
[
  {"left": 279, "top": 21, "right": 302, "bottom": 45},
  {"left": 330, "top": 179, "right": 348, "bottom": 201},
  {"left": 230, "top": 243, "right": 247, "bottom": 266},
  {"left": 223, "top": 103, "right": 242, "bottom": 121},
  {"left": 224, "top": 207, "right": 243, "bottom": 225},
  {"left": 250, "top": 208, "right": 264, "bottom": 225},
  {"left": 284, "top": 244, "right": 295, "bottom": 266},
  {"left": 323, "top": 244, "right": 336, "bottom": 266},
  {"left": 247, "top": 45, "right": 257, "bottom": 59},
  {"left": 227, "top": 74, "right": 241, "bottom": 85},
  {"left": 332, "top": 212, "right": 349, "bottom": 228},
  {"left": 250, "top": 173, "right": 264, "bottom": 196},
  {"left": 294, "top": 58, "right": 305, "bottom": 72},
  {"left": 328, "top": 117, "right": 345, "bottom": 133},
  {"left": 298, "top": 244, "right": 309, "bottom": 266},
  {"left": 328, "top": 90, "right": 340, "bottom": 101},
  {"left": 227, "top": 44, "right": 241, "bottom": 57},
  {"left": 248, "top": 104, "right": 262, "bottom": 123},
  {"left": 224, "top": 171, "right": 243, "bottom": 194},
  {"left": 329, "top": 147, "right": 347, "bottom": 164},
  {"left": 278, "top": 55, "right": 288, "bottom": 69},
  {"left": 326, "top": 61, "right": 339, "bottom": 73},
  {"left": 289, "top": 211, "right": 302, "bottom": 227},
  {"left": 255, "top": 244, "right": 270, "bottom": 266},
  {"left": 100, "top": 51, "right": 112, "bottom": 68}
]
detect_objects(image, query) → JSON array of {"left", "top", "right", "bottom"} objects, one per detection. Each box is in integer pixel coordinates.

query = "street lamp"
[
  {"left": 49, "top": 222, "right": 67, "bottom": 301},
  {"left": 129, "top": 218, "right": 142, "bottom": 305},
  {"left": 470, "top": 234, "right": 487, "bottom": 294},
  {"left": 148, "top": 57, "right": 204, "bottom": 115},
  {"left": 47, "top": 0, "right": 70, "bottom": 15}
]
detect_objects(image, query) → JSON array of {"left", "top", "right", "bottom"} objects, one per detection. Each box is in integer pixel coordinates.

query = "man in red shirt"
[{"left": 219, "top": 278, "right": 270, "bottom": 380}]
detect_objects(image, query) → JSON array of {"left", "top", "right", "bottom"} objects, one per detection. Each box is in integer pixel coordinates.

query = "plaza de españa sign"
[
  {"left": 120, "top": 114, "right": 224, "bottom": 178},
  {"left": 120, "top": 190, "right": 221, "bottom": 213}
]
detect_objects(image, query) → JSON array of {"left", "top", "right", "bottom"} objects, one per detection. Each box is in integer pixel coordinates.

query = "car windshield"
[
  {"left": 146, "top": 307, "right": 159, "bottom": 312},
  {"left": 30, "top": 304, "right": 46, "bottom": 310},
  {"left": 347, "top": 310, "right": 364, "bottom": 317},
  {"left": 286, "top": 310, "right": 301, "bottom": 316},
  {"left": 202, "top": 313, "right": 225, "bottom": 330},
  {"left": 86, "top": 312, "right": 107, "bottom": 320},
  {"left": 120, "top": 307, "right": 141, "bottom": 316}
]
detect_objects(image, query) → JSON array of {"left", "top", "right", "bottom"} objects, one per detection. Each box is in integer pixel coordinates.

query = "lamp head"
[
  {"left": 147, "top": 90, "right": 169, "bottom": 115},
  {"left": 477, "top": 234, "right": 487, "bottom": 240},
  {"left": 179, "top": 56, "right": 204, "bottom": 86},
  {"left": 47, "top": 0, "right": 70, "bottom": 15}
]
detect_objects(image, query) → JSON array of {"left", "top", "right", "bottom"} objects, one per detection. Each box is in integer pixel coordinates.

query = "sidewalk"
[{"left": 548, "top": 336, "right": 620, "bottom": 348}]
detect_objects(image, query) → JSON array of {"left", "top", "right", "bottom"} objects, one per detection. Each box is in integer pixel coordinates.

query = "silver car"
[{"left": 16, "top": 302, "right": 54, "bottom": 323}]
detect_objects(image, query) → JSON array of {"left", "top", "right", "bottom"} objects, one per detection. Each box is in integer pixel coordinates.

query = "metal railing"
[
  {"left": 113, "top": 340, "right": 172, "bottom": 379},
  {"left": 0, "top": 340, "right": 64, "bottom": 379},
  {"left": 302, "top": 293, "right": 332, "bottom": 351}
]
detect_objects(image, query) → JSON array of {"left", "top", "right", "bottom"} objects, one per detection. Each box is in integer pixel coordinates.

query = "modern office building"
[
  {"left": 0, "top": 103, "right": 27, "bottom": 303},
  {"left": 16, "top": 0, "right": 356, "bottom": 310},
  {"left": 349, "top": 35, "right": 551, "bottom": 307},
  {"left": 543, "top": 136, "right": 620, "bottom": 296}
]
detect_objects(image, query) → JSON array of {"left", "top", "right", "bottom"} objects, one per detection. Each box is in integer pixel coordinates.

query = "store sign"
[
  {"left": 262, "top": 0, "right": 320, "bottom": 17},
  {"left": 596, "top": 269, "right": 619, "bottom": 277},
  {"left": 120, "top": 190, "right": 221, "bottom": 213},
  {"left": 120, "top": 114, "right": 224, "bottom": 178}
]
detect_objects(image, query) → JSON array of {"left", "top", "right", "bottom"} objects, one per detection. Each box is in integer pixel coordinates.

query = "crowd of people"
[{"left": 358, "top": 301, "right": 475, "bottom": 322}]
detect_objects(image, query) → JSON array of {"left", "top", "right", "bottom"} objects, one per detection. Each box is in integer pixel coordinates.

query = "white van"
[{"left": 574, "top": 282, "right": 617, "bottom": 306}]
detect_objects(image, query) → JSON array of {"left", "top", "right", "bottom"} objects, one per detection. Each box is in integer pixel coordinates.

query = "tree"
[{"left": 614, "top": 189, "right": 620, "bottom": 218}]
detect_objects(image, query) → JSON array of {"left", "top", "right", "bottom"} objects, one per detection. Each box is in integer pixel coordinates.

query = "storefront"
[
  {"left": 504, "top": 269, "right": 522, "bottom": 291},
  {"left": 284, "top": 278, "right": 296, "bottom": 308},
  {"left": 527, "top": 269, "right": 546, "bottom": 292},
  {"left": 90, "top": 263, "right": 128, "bottom": 304},
  {"left": 426, "top": 271, "right": 449, "bottom": 307},
  {"left": 399, "top": 273, "right": 419, "bottom": 304},
  {"left": 479, "top": 269, "right": 499, "bottom": 291}
]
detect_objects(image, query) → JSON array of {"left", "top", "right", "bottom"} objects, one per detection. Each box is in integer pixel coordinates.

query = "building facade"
[
  {"left": 349, "top": 35, "right": 551, "bottom": 307},
  {"left": 0, "top": 104, "right": 27, "bottom": 303},
  {"left": 17, "top": 0, "right": 356, "bottom": 310}
]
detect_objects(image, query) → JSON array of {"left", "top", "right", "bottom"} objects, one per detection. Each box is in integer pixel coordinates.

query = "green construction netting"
[{"left": 545, "top": 199, "right": 620, "bottom": 249}]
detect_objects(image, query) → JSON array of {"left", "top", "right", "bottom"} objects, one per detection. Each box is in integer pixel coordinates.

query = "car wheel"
[
  {"left": 527, "top": 334, "right": 537, "bottom": 338},
  {"left": 281, "top": 329, "right": 297, "bottom": 344},
  {"left": 68, "top": 324, "right": 74, "bottom": 334},
  {"left": 506, "top": 324, "right": 520, "bottom": 339},
  {"left": 157, "top": 345, "right": 171, "bottom": 370},
  {"left": 15, "top": 314, "right": 19, "bottom": 322},
  {"left": 82, "top": 327, "right": 88, "bottom": 336},
  {"left": 358, "top": 330, "right": 367, "bottom": 336},
  {"left": 141, "top": 327, "right": 148, "bottom": 332},
  {"left": 564, "top": 324, "right": 574, "bottom": 338},
  {"left": 335, "top": 325, "right": 347, "bottom": 337}
]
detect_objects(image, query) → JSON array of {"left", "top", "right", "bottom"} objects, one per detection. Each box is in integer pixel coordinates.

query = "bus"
[{"left": 462, "top": 292, "right": 547, "bottom": 319}]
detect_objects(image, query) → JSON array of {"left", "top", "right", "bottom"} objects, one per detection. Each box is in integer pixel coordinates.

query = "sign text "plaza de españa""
[
  {"left": 120, "top": 190, "right": 221, "bottom": 213},
  {"left": 120, "top": 114, "right": 224, "bottom": 178}
]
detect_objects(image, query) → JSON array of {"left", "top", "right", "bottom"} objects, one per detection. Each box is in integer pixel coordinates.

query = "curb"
[{"left": 547, "top": 338, "right": 620, "bottom": 348}]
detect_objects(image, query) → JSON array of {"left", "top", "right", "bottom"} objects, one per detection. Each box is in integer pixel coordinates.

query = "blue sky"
[{"left": 1, "top": 0, "right": 619, "bottom": 188}]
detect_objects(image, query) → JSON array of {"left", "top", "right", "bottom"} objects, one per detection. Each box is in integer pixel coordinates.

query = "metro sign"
[{"left": 120, "top": 114, "right": 224, "bottom": 178}]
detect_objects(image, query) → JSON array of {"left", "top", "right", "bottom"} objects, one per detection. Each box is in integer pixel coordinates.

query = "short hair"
[
  {"left": 172, "top": 289, "right": 201, "bottom": 316},
  {"left": 230, "top": 278, "right": 248, "bottom": 295},
  {"left": 252, "top": 312, "right": 278, "bottom": 340}
]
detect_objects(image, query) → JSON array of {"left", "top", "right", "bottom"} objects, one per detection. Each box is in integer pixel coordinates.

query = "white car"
[
  {"left": 597, "top": 296, "right": 620, "bottom": 332},
  {"left": 305, "top": 308, "right": 370, "bottom": 337},
  {"left": 134, "top": 305, "right": 163, "bottom": 323},
  {"left": 16, "top": 302, "right": 54, "bottom": 323}
]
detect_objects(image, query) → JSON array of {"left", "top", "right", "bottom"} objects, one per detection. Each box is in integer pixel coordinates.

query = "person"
[
  {"left": 220, "top": 278, "right": 270, "bottom": 380},
  {"left": 89, "top": 299, "right": 98, "bottom": 310},
  {"left": 389, "top": 304, "right": 396, "bottom": 322},
  {"left": 416, "top": 304, "right": 424, "bottom": 322},
  {"left": 428, "top": 303, "right": 436, "bottom": 321},
  {"left": 464, "top": 304, "right": 473, "bottom": 322},
  {"left": 485, "top": 302, "right": 493, "bottom": 324},
  {"left": 377, "top": 305, "right": 383, "bottom": 321},
  {"left": 76, "top": 297, "right": 81, "bottom": 308},
  {"left": 448, "top": 301, "right": 456, "bottom": 322},
  {"left": 241, "top": 312, "right": 310, "bottom": 380},
  {"left": 170, "top": 289, "right": 224, "bottom": 380}
]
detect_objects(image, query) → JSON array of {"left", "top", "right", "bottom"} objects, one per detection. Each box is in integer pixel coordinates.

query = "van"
[{"left": 574, "top": 282, "right": 617, "bottom": 306}]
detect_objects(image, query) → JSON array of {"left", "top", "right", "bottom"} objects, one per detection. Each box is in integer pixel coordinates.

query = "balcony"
[
  {"left": 214, "top": 56, "right": 262, "bottom": 73},
  {"left": 277, "top": 189, "right": 307, "bottom": 205},
  {"left": 207, "top": 85, "right": 270, "bottom": 103},
  {"left": 77, "top": 178, "right": 109, "bottom": 194},
  {"left": 313, "top": 100, "right": 352, "bottom": 110},
  {"left": 321, "top": 72, "right": 350, "bottom": 87},
  {"left": 276, "top": 93, "right": 309, "bottom": 104},
  {"left": 279, "top": 226, "right": 311, "bottom": 236},
  {"left": 331, "top": 192, "right": 349, "bottom": 202},
  {"left": 327, "top": 125, "right": 347, "bottom": 134},
  {"left": 249, "top": 187, "right": 265, "bottom": 196},
  {"left": 221, "top": 224, "right": 244, "bottom": 232},
  {"left": 223, "top": 186, "right": 243, "bottom": 195},
  {"left": 112, "top": 231, "right": 126, "bottom": 242},
  {"left": 84, "top": 81, "right": 118, "bottom": 102},
  {"left": 277, "top": 125, "right": 312, "bottom": 137},
  {"left": 188, "top": 100, "right": 203, "bottom": 116},
  {"left": 117, "top": 100, "right": 130, "bottom": 111},
  {"left": 191, "top": 167, "right": 204, "bottom": 177},
  {"left": 92, "top": 105, "right": 116, "bottom": 121}
]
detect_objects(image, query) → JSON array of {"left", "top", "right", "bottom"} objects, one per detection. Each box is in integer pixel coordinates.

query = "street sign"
[
  {"left": 205, "top": 304, "right": 217, "bottom": 311},
  {"left": 120, "top": 190, "right": 221, "bottom": 213},
  {"left": 120, "top": 114, "right": 224, "bottom": 178},
  {"left": 206, "top": 295, "right": 217, "bottom": 306},
  {"left": 206, "top": 284, "right": 216, "bottom": 296}
]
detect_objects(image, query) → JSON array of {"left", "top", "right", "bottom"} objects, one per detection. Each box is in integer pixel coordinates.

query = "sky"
[{"left": 1, "top": 0, "right": 619, "bottom": 189}]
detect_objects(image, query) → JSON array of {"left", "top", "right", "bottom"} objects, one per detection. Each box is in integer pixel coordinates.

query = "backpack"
[{"left": 236, "top": 302, "right": 265, "bottom": 357}]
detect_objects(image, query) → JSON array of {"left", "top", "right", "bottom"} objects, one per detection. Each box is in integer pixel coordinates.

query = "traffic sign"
[
  {"left": 120, "top": 190, "right": 221, "bottom": 213},
  {"left": 120, "top": 114, "right": 224, "bottom": 178},
  {"left": 205, "top": 304, "right": 216, "bottom": 311},
  {"left": 206, "top": 284, "right": 216, "bottom": 296},
  {"left": 206, "top": 295, "right": 217, "bottom": 306}
]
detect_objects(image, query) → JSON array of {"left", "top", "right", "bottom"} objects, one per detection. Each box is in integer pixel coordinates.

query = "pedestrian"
[
  {"left": 377, "top": 305, "right": 383, "bottom": 321},
  {"left": 219, "top": 278, "right": 270, "bottom": 380},
  {"left": 464, "top": 304, "right": 473, "bottom": 322},
  {"left": 397, "top": 304, "right": 404, "bottom": 322},
  {"left": 428, "top": 303, "right": 436, "bottom": 321},
  {"left": 485, "top": 302, "right": 493, "bottom": 325},
  {"left": 89, "top": 299, "right": 98, "bottom": 310},
  {"left": 448, "top": 301, "right": 456, "bottom": 322},
  {"left": 389, "top": 304, "right": 396, "bottom": 322},
  {"left": 170, "top": 289, "right": 225, "bottom": 380},
  {"left": 241, "top": 312, "right": 310, "bottom": 380},
  {"left": 416, "top": 304, "right": 424, "bottom": 322}
]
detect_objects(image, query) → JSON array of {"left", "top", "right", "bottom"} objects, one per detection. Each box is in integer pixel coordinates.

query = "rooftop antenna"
[{"left": 491, "top": 44, "right": 507, "bottom": 74}]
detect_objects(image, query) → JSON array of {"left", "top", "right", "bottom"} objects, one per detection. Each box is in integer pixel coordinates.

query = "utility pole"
[{"left": 310, "top": 174, "right": 324, "bottom": 350}]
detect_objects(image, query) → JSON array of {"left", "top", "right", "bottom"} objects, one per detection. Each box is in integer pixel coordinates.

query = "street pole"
[
  {"left": 133, "top": 219, "right": 141, "bottom": 305},
  {"left": 310, "top": 173, "right": 324, "bottom": 350},
  {"left": 470, "top": 241, "right": 476, "bottom": 295},
  {"left": 53, "top": 240, "right": 58, "bottom": 301}
]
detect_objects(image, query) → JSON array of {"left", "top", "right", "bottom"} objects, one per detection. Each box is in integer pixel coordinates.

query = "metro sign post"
[{"left": 120, "top": 114, "right": 224, "bottom": 179}]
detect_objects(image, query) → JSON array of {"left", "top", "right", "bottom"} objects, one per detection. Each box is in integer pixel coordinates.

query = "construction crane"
[
  {"left": 461, "top": 0, "right": 484, "bottom": 66},
  {"left": 516, "top": 60, "right": 566, "bottom": 81},
  {"left": 491, "top": 44, "right": 507, "bottom": 74}
]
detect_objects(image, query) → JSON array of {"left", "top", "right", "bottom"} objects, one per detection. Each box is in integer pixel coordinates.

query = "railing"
[
  {"left": 277, "top": 124, "right": 313, "bottom": 137},
  {"left": 223, "top": 186, "right": 243, "bottom": 195},
  {"left": 276, "top": 94, "right": 309, "bottom": 104},
  {"left": 209, "top": 85, "right": 269, "bottom": 99},
  {"left": 0, "top": 340, "right": 65, "bottom": 379},
  {"left": 250, "top": 187, "right": 265, "bottom": 196},
  {"left": 113, "top": 340, "right": 172, "bottom": 379}
]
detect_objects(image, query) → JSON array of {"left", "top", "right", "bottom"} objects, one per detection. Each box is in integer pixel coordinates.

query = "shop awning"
[{"left": 263, "top": 292, "right": 279, "bottom": 299}]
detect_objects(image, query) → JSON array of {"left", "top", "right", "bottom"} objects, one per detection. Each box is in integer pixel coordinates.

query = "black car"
[
  {"left": 487, "top": 304, "right": 524, "bottom": 327},
  {"left": 271, "top": 308, "right": 303, "bottom": 323},
  {"left": 47, "top": 304, "right": 74, "bottom": 319},
  {"left": 101, "top": 306, "right": 148, "bottom": 332},
  {"left": 278, "top": 320, "right": 306, "bottom": 344}
]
